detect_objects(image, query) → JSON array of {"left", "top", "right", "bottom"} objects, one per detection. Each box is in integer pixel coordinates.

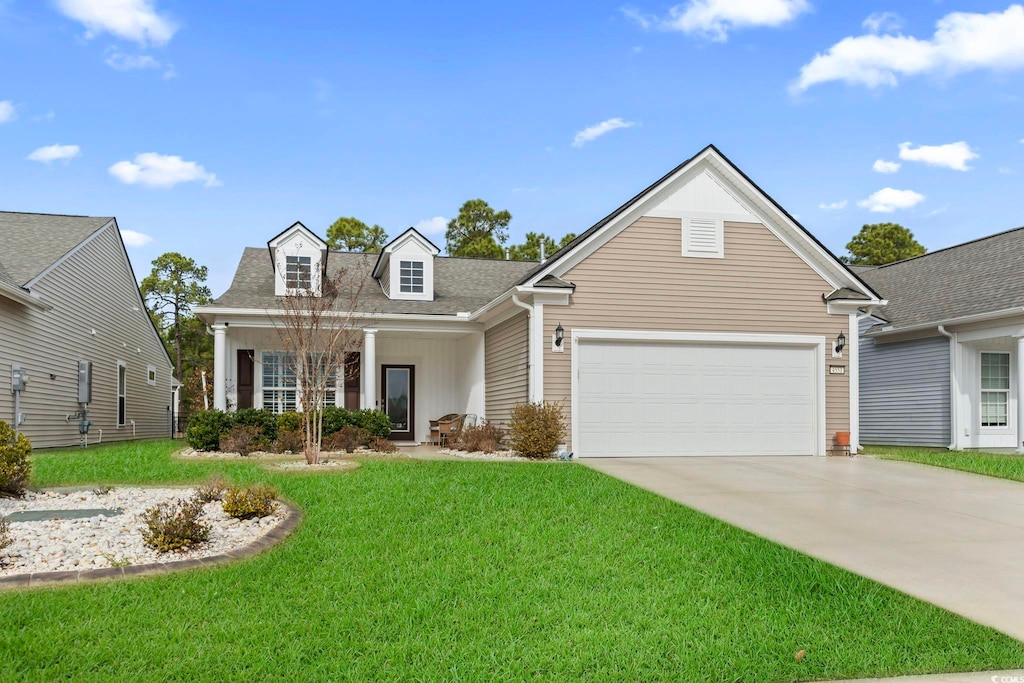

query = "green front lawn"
[
  {"left": 2, "top": 441, "right": 1022, "bottom": 681},
  {"left": 868, "top": 445, "right": 1024, "bottom": 483}
]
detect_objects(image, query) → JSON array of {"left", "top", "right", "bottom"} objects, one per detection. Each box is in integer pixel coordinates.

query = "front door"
[
  {"left": 381, "top": 365, "right": 415, "bottom": 441},
  {"left": 237, "top": 350, "right": 254, "bottom": 409}
]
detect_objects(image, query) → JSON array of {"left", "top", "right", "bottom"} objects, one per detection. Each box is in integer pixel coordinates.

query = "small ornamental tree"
[
  {"left": 271, "top": 263, "right": 370, "bottom": 464},
  {"left": 842, "top": 223, "right": 926, "bottom": 265}
]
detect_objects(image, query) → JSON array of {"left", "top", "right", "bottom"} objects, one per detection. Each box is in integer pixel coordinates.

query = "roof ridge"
[
  {"left": 0, "top": 210, "right": 109, "bottom": 219},
  {"left": 876, "top": 224, "right": 1024, "bottom": 269}
]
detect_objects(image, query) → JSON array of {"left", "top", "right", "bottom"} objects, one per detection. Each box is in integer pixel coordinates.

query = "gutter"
[
  {"left": 0, "top": 282, "right": 52, "bottom": 311},
  {"left": 510, "top": 294, "right": 536, "bottom": 401},
  {"left": 936, "top": 325, "right": 958, "bottom": 451},
  {"left": 866, "top": 307, "right": 1024, "bottom": 338}
]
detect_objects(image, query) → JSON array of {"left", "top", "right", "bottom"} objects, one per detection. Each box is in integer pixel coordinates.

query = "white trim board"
[{"left": 570, "top": 329, "right": 827, "bottom": 458}]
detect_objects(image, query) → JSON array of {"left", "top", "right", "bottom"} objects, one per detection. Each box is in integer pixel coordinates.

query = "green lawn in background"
[{"left": 2, "top": 439, "right": 1022, "bottom": 682}]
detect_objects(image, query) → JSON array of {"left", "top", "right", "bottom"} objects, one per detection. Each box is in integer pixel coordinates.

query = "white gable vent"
[{"left": 682, "top": 216, "right": 724, "bottom": 258}]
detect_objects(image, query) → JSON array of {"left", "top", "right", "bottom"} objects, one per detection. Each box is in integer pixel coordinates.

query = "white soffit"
[{"left": 646, "top": 169, "right": 753, "bottom": 219}]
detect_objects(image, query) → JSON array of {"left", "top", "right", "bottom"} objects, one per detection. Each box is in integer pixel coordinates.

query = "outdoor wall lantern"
[
  {"left": 834, "top": 331, "right": 846, "bottom": 355},
  {"left": 554, "top": 323, "right": 565, "bottom": 348}
]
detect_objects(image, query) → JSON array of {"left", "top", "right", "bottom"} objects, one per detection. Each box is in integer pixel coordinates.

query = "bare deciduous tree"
[{"left": 271, "top": 261, "right": 370, "bottom": 464}]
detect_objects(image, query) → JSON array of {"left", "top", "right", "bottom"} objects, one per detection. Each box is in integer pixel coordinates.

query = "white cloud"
[
  {"left": 0, "top": 100, "right": 16, "bottom": 123},
  {"left": 858, "top": 187, "right": 925, "bottom": 213},
  {"left": 120, "top": 229, "right": 153, "bottom": 247},
  {"left": 56, "top": 0, "right": 177, "bottom": 46},
  {"left": 862, "top": 11, "right": 903, "bottom": 34},
  {"left": 926, "top": 205, "right": 949, "bottom": 217},
  {"left": 793, "top": 5, "right": 1024, "bottom": 92},
  {"left": 898, "top": 141, "right": 978, "bottom": 171},
  {"left": 625, "top": 0, "right": 810, "bottom": 42},
  {"left": 27, "top": 144, "right": 81, "bottom": 163},
  {"left": 414, "top": 216, "right": 448, "bottom": 234},
  {"left": 818, "top": 200, "right": 847, "bottom": 210},
  {"left": 572, "top": 117, "right": 637, "bottom": 147},
  {"left": 873, "top": 159, "right": 901, "bottom": 174},
  {"left": 104, "top": 49, "right": 173, "bottom": 77},
  {"left": 1000, "top": 166, "right": 1013, "bottom": 174},
  {"left": 109, "top": 153, "right": 220, "bottom": 188},
  {"left": 32, "top": 110, "right": 56, "bottom": 123}
]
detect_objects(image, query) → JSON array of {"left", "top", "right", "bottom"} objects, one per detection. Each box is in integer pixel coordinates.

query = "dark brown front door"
[
  {"left": 344, "top": 352, "right": 361, "bottom": 411},
  {"left": 237, "top": 350, "right": 254, "bottom": 409},
  {"left": 381, "top": 364, "right": 414, "bottom": 441}
]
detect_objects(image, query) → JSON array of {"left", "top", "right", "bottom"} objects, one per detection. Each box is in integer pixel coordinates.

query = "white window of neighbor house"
[
  {"left": 285, "top": 255, "right": 312, "bottom": 290},
  {"left": 117, "top": 361, "right": 127, "bottom": 426},
  {"left": 147, "top": 365, "right": 157, "bottom": 386},
  {"left": 399, "top": 260, "right": 424, "bottom": 293},
  {"left": 981, "top": 352, "right": 1010, "bottom": 427},
  {"left": 262, "top": 351, "right": 297, "bottom": 414}
]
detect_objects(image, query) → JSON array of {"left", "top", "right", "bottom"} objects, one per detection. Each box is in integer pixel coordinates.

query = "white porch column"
[
  {"left": 849, "top": 313, "right": 860, "bottom": 453},
  {"left": 362, "top": 328, "right": 377, "bottom": 410},
  {"left": 1016, "top": 336, "right": 1024, "bottom": 453},
  {"left": 212, "top": 323, "right": 227, "bottom": 411}
]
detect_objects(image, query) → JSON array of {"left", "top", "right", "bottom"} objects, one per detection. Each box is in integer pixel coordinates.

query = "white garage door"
[{"left": 576, "top": 339, "right": 819, "bottom": 457}]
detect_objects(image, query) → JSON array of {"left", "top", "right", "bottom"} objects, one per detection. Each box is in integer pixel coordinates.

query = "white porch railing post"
[
  {"left": 213, "top": 324, "right": 227, "bottom": 411},
  {"left": 1016, "top": 336, "right": 1024, "bottom": 453}
]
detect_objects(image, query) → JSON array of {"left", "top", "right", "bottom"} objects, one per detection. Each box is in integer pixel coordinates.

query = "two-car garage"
[{"left": 573, "top": 332, "right": 825, "bottom": 458}]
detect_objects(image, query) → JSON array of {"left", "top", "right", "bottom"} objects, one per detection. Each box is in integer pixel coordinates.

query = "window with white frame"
[
  {"left": 146, "top": 365, "right": 157, "bottom": 386},
  {"left": 285, "top": 256, "right": 312, "bottom": 290},
  {"left": 262, "top": 351, "right": 297, "bottom": 414},
  {"left": 399, "top": 260, "right": 424, "bottom": 293},
  {"left": 117, "top": 362, "right": 127, "bottom": 426},
  {"left": 307, "top": 353, "right": 340, "bottom": 407},
  {"left": 981, "top": 352, "right": 1010, "bottom": 427}
]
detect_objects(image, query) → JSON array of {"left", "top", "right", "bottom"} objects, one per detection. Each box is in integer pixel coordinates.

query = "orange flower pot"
[{"left": 835, "top": 431, "right": 851, "bottom": 447}]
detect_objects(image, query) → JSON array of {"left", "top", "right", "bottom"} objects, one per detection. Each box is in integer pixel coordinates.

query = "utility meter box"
[
  {"left": 11, "top": 364, "right": 27, "bottom": 392},
  {"left": 78, "top": 360, "right": 93, "bottom": 404}
]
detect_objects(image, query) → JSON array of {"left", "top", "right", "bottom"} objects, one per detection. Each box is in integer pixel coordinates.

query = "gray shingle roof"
[
  {"left": 210, "top": 247, "right": 538, "bottom": 315},
  {"left": 857, "top": 226, "right": 1024, "bottom": 331},
  {"left": 0, "top": 212, "right": 112, "bottom": 286}
]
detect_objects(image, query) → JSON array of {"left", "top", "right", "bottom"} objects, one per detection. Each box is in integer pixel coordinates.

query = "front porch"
[
  {"left": 210, "top": 323, "right": 484, "bottom": 444},
  {"left": 951, "top": 322, "right": 1024, "bottom": 451}
]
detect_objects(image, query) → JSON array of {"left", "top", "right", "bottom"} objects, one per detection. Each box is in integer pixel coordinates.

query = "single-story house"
[
  {"left": 857, "top": 227, "right": 1024, "bottom": 451},
  {"left": 0, "top": 212, "right": 175, "bottom": 448},
  {"left": 195, "top": 144, "right": 884, "bottom": 457}
]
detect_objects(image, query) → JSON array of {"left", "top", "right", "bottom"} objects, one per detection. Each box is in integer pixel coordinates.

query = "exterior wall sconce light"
[
  {"left": 834, "top": 331, "right": 846, "bottom": 357},
  {"left": 553, "top": 323, "right": 565, "bottom": 352}
]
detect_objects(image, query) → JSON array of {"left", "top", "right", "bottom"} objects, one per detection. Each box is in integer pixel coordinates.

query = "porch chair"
[{"left": 430, "top": 413, "right": 460, "bottom": 446}]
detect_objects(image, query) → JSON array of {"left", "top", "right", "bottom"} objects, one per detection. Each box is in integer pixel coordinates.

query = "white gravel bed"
[
  {"left": 439, "top": 448, "right": 533, "bottom": 461},
  {"left": 0, "top": 487, "right": 285, "bottom": 576},
  {"left": 268, "top": 460, "right": 358, "bottom": 470},
  {"left": 178, "top": 447, "right": 401, "bottom": 460}
]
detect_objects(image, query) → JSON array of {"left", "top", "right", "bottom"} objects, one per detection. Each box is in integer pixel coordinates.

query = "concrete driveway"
[{"left": 583, "top": 455, "right": 1024, "bottom": 641}]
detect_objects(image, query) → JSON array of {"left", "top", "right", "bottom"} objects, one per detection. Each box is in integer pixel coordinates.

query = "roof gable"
[
  {"left": 519, "top": 145, "right": 880, "bottom": 302},
  {"left": 372, "top": 227, "right": 441, "bottom": 279},
  {"left": 0, "top": 212, "right": 113, "bottom": 287}
]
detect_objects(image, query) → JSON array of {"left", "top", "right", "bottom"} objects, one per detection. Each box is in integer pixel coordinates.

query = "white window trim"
[
  {"left": 399, "top": 260, "right": 425, "bottom": 294},
  {"left": 146, "top": 364, "right": 157, "bottom": 386},
  {"left": 979, "top": 351, "right": 1012, "bottom": 432},
  {"left": 285, "top": 255, "right": 313, "bottom": 291},
  {"left": 569, "top": 329, "right": 827, "bottom": 458},
  {"left": 116, "top": 361, "right": 127, "bottom": 427},
  {"left": 681, "top": 215, "right": 725, "bottom": 259}
]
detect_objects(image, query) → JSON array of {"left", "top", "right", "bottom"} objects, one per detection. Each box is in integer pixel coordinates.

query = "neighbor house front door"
[
  {"left": 381, "top": 365, "right": 415, "bottom": 441},
  {"left": 237, "top": 350, "right": 254, "bottom": 409}
]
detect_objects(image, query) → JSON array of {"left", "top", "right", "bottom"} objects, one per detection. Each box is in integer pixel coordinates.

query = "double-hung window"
[
  {"left": 399, "top": 260, "right": 424, "bottom": 293},
  {"left": 981, "top": 352, "right": 1010, "bottom": 427},
  {"left": 117, "top": 361, "right": 127, "bottom": 426},
  {"left": 307, "top": 352, "right": 339, "bottom": 408},
  {"left": 262, "top": 352, "right": 297, "bottom": 414},
  {"left": 286, "top": 256, "right": 312, "bottom": 290}
]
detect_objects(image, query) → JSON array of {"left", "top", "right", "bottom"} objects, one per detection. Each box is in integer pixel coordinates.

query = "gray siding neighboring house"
[
  {"left": 0, "top": 212, "right": 175, "bottom": 449},
  {"left": 859, "top": 317, "right": 950, "bottom": 447}
]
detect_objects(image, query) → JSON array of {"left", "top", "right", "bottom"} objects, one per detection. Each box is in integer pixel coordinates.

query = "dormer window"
[
  {"left": 286, "top": 256, "right": 312, "bottom": 290},
  {"left": 400, "top": 260, "right": 424, "bottom": 293}
]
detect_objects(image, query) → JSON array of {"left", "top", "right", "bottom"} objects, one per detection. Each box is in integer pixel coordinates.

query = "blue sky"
[{"left": 1, "top": 0, "right": 1023, "bottom": 294}]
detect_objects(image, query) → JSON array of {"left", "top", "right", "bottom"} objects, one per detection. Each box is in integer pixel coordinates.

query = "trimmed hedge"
[
  {"left": 185, "top": 407, "right": 390, "bottom": 452},
  {"left": 185, "top": 410, "right": 234, "bottom": 451},
  {"left": 0, "top": 419, "right": 32, "bottom": 497}
]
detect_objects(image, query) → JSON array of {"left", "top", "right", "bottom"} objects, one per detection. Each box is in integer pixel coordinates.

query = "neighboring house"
[
  {"left": 0, "top": 212, "right": 175, "bottom": 448},
  {"left": 857, "top": 227, "right": 1024, "bottom": 451},
  {"left": 196, "top": 145, "right": 882, "bottom": 457}
]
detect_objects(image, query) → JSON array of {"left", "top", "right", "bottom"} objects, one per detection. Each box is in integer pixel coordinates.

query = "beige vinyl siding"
[
  {"left": 484, "top": 312, "right": 528, "bottom": 426},
  {"left": 0, "top": 226, "right": 173, "bottom": 449},
  {"left": 545, "top": 217, "right": 850, "bottom": 448}
]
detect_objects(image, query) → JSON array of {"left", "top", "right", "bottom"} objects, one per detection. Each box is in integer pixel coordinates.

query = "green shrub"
[
  {"left": 508, "top": 402, "right": 565, "bottom": 459},
  {"left": 222, "top": 484, "right": 278, "bottom": 520},
  {"left": 195, "top": 474, "right": 228, "bottom": 503},
  {"left": 185, "top": 410, "right": 234, "bottom": 451},
  {"left": 454, "top": 423, "right": 506, "bottom": 453},
  {"left": 325, "top": 426, "right": 370, "bottom": 453},
  {"left": 219, "top": 425, "right": 262, "bottom": 456},
  {"left": 0, "top": 518, "right": 11, "bottom": 552},
  {"left": 0, "top": 419, "right": 32, "bottom": 497},
  {"left": 141, "top": 497, "right": 211, "bottom": 552},
  {"left": 354, "top": 409, "right": 391, "bottom": 438},
  {"left": 320, "top": 405, "right": 354, "bottom": 436},
  {"left": 368, "top": 437, "right": 398, "bottom": 454},
  {"left": 276, "top": 411, "right": 302, "bottom": 434},
  {"left": 271, "top": 429, "right": 303, "bottom": 454},
  {"left": 233, "top": 408, "right": 277, "bottom": 443}
]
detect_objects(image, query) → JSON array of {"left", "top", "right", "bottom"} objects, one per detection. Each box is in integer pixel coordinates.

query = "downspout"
[
  {"left": 850, "top": 309, "right": 875, "bottom": 454},
  {"left": 937, "top": 325, "right": 958, "bottom": 450},
  {"left": 511, "top": 294, "right": 536, "bottom": 401}
]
